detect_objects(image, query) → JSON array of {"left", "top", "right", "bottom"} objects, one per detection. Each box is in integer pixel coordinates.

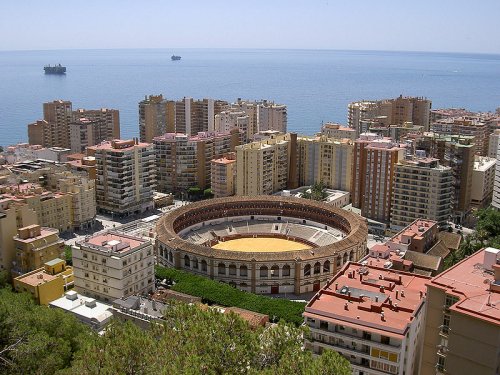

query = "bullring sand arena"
[
  {"left": 156, "top": 196, "right": 368, "bottom": 294},
  {"left": 211, "top": 237, "right": 312, "bottom": 252}
]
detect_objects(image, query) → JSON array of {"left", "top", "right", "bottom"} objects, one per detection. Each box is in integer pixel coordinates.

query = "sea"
[{"left": 1, "top": 48, "right": 500, "bottom": 147}]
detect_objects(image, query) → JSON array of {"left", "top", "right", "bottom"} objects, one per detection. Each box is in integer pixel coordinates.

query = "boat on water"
[
  {"left": 44, "top": 64, "right": 66, "bottom": 74},
  {"left": 171, "top": 55, "right": 181, "bottom": 61}
]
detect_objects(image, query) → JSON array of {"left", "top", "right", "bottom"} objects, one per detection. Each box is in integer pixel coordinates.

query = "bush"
[{"left": 155, "top": 266, "right": 306, "bottom": 325}]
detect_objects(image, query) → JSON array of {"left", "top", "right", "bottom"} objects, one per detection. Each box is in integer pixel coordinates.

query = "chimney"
[
  {"left": 396, "top": 290, "right": 399, "bottom": 299},
  {"left": 344, "top": 302, "right": 348, "bottom": 310},
  {"left": 380, "top": 286, "right": 385, "bottom": 293},
  {"left": 401, "top": 290, "right": 405, "bottom": 298},
  {"left": 381, "top": 312, "right": 385, "bottom": 321}
]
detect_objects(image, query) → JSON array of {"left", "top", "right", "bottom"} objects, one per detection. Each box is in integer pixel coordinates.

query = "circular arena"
[{"left": 156, "top": 196, "right": 368, "bottom": 295}]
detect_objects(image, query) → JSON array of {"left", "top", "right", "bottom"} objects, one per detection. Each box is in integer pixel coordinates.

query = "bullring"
[{"left": 156, "top": 196, "right": 368, "bottom": 294}]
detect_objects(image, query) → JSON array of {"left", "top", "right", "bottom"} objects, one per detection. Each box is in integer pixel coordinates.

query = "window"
[
  {"left": 240, "top": 265, "right": 248, "bottom": 277},
  {"left": 201, "top": 260, "right": 207, "bottom": 272},
  {"left": 218, "top": 263, "right": 226, "bottom": 275},
  {"left": 229, "top": 264, "right": 237, "bottom": 276},
  {"left": 381, "top": 335, "right": 390, "bottom": 345},
  {"left": 304, "top": 264, "right": 311, "bottom": 276},
  {"left": 314, "top": 262, "right": 321, "bottom": 274},
  {"left": 192, "top": 258, "right": 198, "bottom": 269},
  {"left": 184, "top": 255, "right": 190, "bottom": 268},
  {"left": 271, "top": 265, "right": 279, "bottom": 277},
  {"left": 323, "top": 260, "right": 331, "bottom": 273},
  {"left": 282, "top": 264, "right": 290, "bottom": 277},
  {"left": 260, "top": 266, "right": 268, "bottom": 278}
]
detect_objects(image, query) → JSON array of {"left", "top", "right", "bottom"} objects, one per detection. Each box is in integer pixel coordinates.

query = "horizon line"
[{"left": 1, "top": 47, "right": 500, "bottom": 57}]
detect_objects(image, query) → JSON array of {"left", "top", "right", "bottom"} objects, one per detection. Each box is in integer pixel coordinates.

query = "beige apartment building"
[
  {"left": 304, "top": 262, "right": 430, "bottom": 375},
  {"left": 73, "top": 107, "right": 120, "bottom": 140},
  {"left": 89, "top": 139, "right": 156, "bottom": 217},
  {"left": 138, "top": 94, "right": 174, "bottom": 143},
  {"left": 236, "top": 133, "right": 298, "bottom": 196},
  {"left": 174, "top": 97, "right": 228, "bottom": 136},
  {"left": 471, "top": 156, "right": 497, "bottom": 209},
  {"left": 257, "top": 100, "right": 287, "bottom": 133},
  {"left": 211, "top": 153, "right": 237, "bottom": 198},
  {"left": 391, "top": 157, "right": 453, "bottom": 231},
  {"left": 153, "top": 130, "right": 240, "bottom": 194},
  {"left": 494, "top": 135, "right": 500, "bottom": 210},
  {"left": 11, "top": 224, "right": 65, "bottom": 276},
  {"left": 488, "top": 129, "right": 500, "bottom": 158},
  {"left": 352, "top": 134, "right": 406, "bottom": 223},
  {"left": 0, "top": 199, "right": 37, "bottom": 274},
  {"left": 41, "top": 100, "right": 73, "bottom": 148},
  {"left": 230, "top": 99, "right": 258, "bottom": 136},
  {"left": 319, "top": 122, "right": 357, "bottom": 141},
  {"left": 0, "top": 183, "right": 73, "bottom": 233},
  {"left": 297, "top": 135, "right": 354, "bottom": 192},
  {"left": 57, "top": 173, "right": 96, "bottom": 230},
  {"left": 214, "top": 109, "right": 250, "bottom": 142},
  {"left": 72, "top": 232, "right": 154, "bottom": 303},
  {"left": 348, "top": 96, "right": 431, "bottom": 134},
  {"left": 416, "top": 134, "right": 475, "bottom": 224},
  {"left": 420, "top": 247, "right": 500, "bottom": 375},
  {"left": 431, "top": 116, "right": 489, "bottom": 156}
]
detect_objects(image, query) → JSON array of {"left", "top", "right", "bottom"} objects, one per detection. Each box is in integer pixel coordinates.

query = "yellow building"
[
  {"left": 211, "top": 153, "right": 237, "bottom": 198},
  {"left": 12, "top": 225, "right": 64, "bottom": 276},
  {"left": 13, "top": 258, "right": 74, "bottom": 305},
  {"left": 0, "top": 198, "right": 38, "bottom": 274}
]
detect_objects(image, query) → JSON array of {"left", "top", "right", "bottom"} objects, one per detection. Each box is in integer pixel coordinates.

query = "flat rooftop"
[
  {"left": 390, "top": 219, "right": 437, "bottom": 244},
  {"left": 80, "top": 232, "right": 147, "bottom": 253},
  {"left": 305, "top": 262, "right": 430, "bottom": 337},
  {"left": 17, "top": 270, "right": 58, "bottom": 287},
  {"left": 428, "top": 249, "right": 500, "bottom": 325}
]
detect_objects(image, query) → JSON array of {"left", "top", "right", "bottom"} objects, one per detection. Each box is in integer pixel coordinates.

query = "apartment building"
[
  {"left": 236, "top": 133, "right": 298, "bottom": 196},
  {"left": 11, "top": 224, "right": 64, "bottom": 276},
  {"left": 391, "top": 157, "right": 453, "bottom": 231},
  {"left": 470, "top": 156, "right": 497, "bottom": 209},
  {"left": 73, "top": 107, "right": 120, "bottom": 140},
  {"left": 416, "top": 134, "right": 475, "bottom": 223},
  {"left": 211, "top": 153, "right": 237, "bottom": 198},
  {"left": 420, "top": 247, "right": 500, "bottom": 375},
  {"left": 349, "top": 96, "right": 431, "bottom": 134},
  {"left": 72, "top": 232, "right": 154, "bottom": 303},
  {"left": 431, "top": 116, "right": 489, "bottom": 156},
  {"left": 138, "top": 94, "right": 173, "bottom": 143},
  {"left": 154, "top": 130, "right": 240, "bottom": 194},
  {"left": 297, "top": 135, "right": 354, "bottom": 192},
  {"left": 351, "top": 134, "right": 406, "bottom": 223},
  {"left": 230, "top": 99, "right": 258, "bottom": 136},
  {"left": 257, "top": 100, "right": 287, "bottom": 133},
  {"left": 0, "top": 183, "right": 73, "bottom": 232},
  {"left": 494, "top": 135, "right": 500, "bottom": 210},
  {"left": 69, "top": 118, "right": 102, "bottom": 153},
  {"left": 41, "top": 100, "right": 73, "bottom": 148},
  {"left": 0, "top": 198, "right": 37, "bottom": 273},
  {"left": 13, "top": 258, "right": 73, "bottom": 305},
  {"left": 174, "top": 97, "right": 229, "bottom": 136},
  {"left": 66, "top": 154, "right": 97, "bottom": 180},
  {"left": 89, "top": 139, "right": 156, "bottom": 216},
  {"left": 488, "top": 129, "right": 500, "bottom": 158},
  {"left": 320, "top": 122, "right": 357, "bottom": 141},
  {"left": 304, "top": 262, "right": 430, "bottom": 375},
  {"left": 214, "top": 109, "right": 250, "bottom": 142}
]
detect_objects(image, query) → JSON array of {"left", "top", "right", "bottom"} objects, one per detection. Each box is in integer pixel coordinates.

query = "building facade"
[
  {"left": 211, "top": 153, "right": 237, "bottom": 198},
  {"left": 89, "top": 139, "right": 156, "bottom": 216},
  {"left": 304, "top": 262, "right": 430, "bottom": 375},
  {"left": 391, "top": 157, "right": 453, "bottom": 231},
  {"left": 72, "top": 232, "right": 154, "bottom": 303},
  {"left": 420, "top": 248, "right": 500, "bottom": 375},
  {"left": 471, "top": 156, "right": 497, "bottom": 209},
  {"left": 139, "top": 94, "right": 173, "bottom": 143}
]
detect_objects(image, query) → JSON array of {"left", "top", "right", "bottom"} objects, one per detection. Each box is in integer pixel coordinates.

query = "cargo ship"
[
  {"left": 171, "top": 55, "right": 181, "bottom": 61},
  {"left": 44, "top": 64, "right": 66, "bottom": 74}
]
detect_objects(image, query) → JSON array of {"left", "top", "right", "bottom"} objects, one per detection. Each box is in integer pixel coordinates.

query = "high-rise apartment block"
[
  {"left": 297, "top": 136, "right": 354, "bottom": 191},
  {"left": 72, "top": 232, "right": 154, "bottom": 303},
  {"left": 139, "top": 95, "right": 173, "bottom": 143},
  {"left": 351, "top": 134, "right": 406, "bottom": 223},
  {"left": 174, "top": 97, "right": 228, "bottom": 136},
  {"left": 488, "top": 129, "right": 500, "bottom": 158},
  {"left": 348, "top": 96, "right": 431, "bottom": 134},
  {"left": 236, "top": 133, "right": 298, "bottom": 196},
  {"left": 214, "top": 110, "right": 250, "bottom": 142},
  {"left": 28, "top": 100, "right": 120, "bottom": 150},
  {"left": 11, "top": 224, "right": 64, "bottom": 276},
  {"left": 431, "top": 116, "right": 489, "bottom": 156},
  {"left": 471, "top": 156, "right": 497, "bottom": 209},
  {"left": 420, "top": 247, "right": 500, "bottom": 375},
  {"left": 73, "top": 108, "right": 120, "bottom": 140},
  {"left": 494, "top": 135, "right": 500, "bottom": 210},
  {"left": 304, "top": 262, "right": 429, "bottom": 375},
  {"left": 89, "top": 139, "right": 156, "bottom": 216},
  {"left": 319, "top": 122, "right": 357, "bottom": 141},
  {"left": 153, "top": 130, "right": 240, "bottom": 194},
  {"left": 391, "top": 157, "right": 453, "bottom": 231},
  {"left": 257, "top": 100, "right": 287, "bottom": 133},
  {"left": 416, "top": 134, "right": 475, "bottom": 223},
  {"left": 211, "top": 153, "right": 237, "bottom": 198}
]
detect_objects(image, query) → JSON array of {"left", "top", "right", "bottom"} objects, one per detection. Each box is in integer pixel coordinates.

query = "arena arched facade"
[{"left": 156, "top": 196, "right": 368, "bottom": 295}]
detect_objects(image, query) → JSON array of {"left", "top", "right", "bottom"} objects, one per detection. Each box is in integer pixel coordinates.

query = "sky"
[{"left": 1, "top": 0, "right": 499, "bottom": 54}]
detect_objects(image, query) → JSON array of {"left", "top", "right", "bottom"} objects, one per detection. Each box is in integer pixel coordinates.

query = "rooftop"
[
  {"left": 16, "top": 269, "right": 58, "bottom": 287},
  {"left": 50, "top": 291, "right": 113, "bottom": 325},
  {"left": 390, "top": 219, "right": 437, "bottom": 246},
  {"left": 428, "top": 248, "right": 500, "bottom": 325},
  {"left": 89, "top": 139, "right": 151, "bottom": 153},
  {"left": 305, "top": 262, "right": 429, "bottom": 337},
  {"left": 79, "top": 231, "right": 148, "bottom": 254}
]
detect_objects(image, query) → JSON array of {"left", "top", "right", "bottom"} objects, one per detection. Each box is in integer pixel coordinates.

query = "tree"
[
  {"left": 302, "top": 183, "right": 327, "bottom": 202},
  {"left": 203, "top": 188, "right": 214, "bottom": 199},
  {"left": 64, "top": 245, "right": 73, "bottom": 266}
]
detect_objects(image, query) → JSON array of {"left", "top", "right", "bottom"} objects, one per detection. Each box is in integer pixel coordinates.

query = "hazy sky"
[{"left": 1, "top": 0, "right": 499, "bottom": 53}]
